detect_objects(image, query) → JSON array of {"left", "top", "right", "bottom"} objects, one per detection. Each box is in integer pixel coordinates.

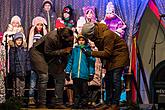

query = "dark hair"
[{"left": 57, "top": 28, "right": 73, "bottom": 40}]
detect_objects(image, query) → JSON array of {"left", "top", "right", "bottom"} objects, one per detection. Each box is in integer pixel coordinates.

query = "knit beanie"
[
  {"left": 32, "top": 16, "right": 47, "bottom": 26},
  {"left": 63, "top": 5, "right": 73, "bottom": 16},
  {"left": 42, "top": 0, "right": 53, "bottom": 7},
  {"left": 82, "top": 22, "right": 95, "bottom": 37},
  {"left": 10, "top": 15, "right": 21, "bottom": 25},
  {"left": 106, "top": 2, "right": 115, "bottom": 14},
  {"left": 0, "top": 32, "right": 3, "bottom": 42},
  {"left": 13, "top": 32, "right": 23, "bottom": 41}
]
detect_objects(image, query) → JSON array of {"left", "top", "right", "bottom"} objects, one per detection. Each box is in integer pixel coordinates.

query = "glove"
[
  {"left": 65, "top": 74, "right": 70, "bottom": 81},
  {"left": 82, "top": 48, "right": 92, "bottom": 57},
  {"left": 88, "top": 75, "right": 94, "bottom": 82},
  {"left": 63, "top": 47, "right": 72, "bottom": 54}
]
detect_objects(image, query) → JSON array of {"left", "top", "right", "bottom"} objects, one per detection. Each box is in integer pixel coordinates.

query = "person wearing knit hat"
[
  {"left": 2, "top": 15, "right": 25, "bottom": 47},
  {"left": 10, "top": 15, "right": 21, "bottom": 27},
  {"left": 28, "top": 16, "right": 48, "bottom": 107},
  {"left": 65, "top": 33, "right": 95, "bottom": 109},
  {"left": 82, "top": 6, "right": 97, "bottom": 23},
  {"left": 0, "top": 31, "right": 6, "bottom": 104},
  {"left": 28, "top": 16, "right": 47, "bottom": 50},
  {"left": 82, "top": 22, "right": 129, "bottom": 110},
  {"left": 42, "top": 0, "right": 53, "bottom": 9},
  {"left": 13, "top": 32, "right": 23, "bottom": 41},
  {"left": 39, "top": 0, "right": 56, "bottom": 32},
  {"left": 101, "top": 2, "right": 126, "bottom": 38},
  {"left": 61, "top": 5, "right": 75, "bottom": 29},
  {"left": 9, "top": 32, "right": 31, "bottom": 99}
]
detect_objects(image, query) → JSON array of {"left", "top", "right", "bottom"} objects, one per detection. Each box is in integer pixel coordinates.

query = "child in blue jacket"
[{"left": 65, "top": 35, "right": 95, "bottom": 109}]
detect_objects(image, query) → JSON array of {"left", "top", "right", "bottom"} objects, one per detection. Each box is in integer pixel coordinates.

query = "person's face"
[
  {"left": 11, "top": 21, "right": 20, "bottom": 27},
  {"left": 15, "top": 38, "right": 23, "bottom": 46},
  {"left": 44, "top": 3, "right": 51, "bottom": 12},
  {"left": 106, "top": 11, "right": 115, "bottom": 19},
  {"left": 63, "top": 13, "right": 70, "bottom": 19},
  {"left": 36, "top": 23, "right": 43, "bottom": 32},
  {"left": 86, "top": 10, "right": 94, "bottom": 19},
  {"left": 78, "top": 38, "right": 85, "bottom": 45}
]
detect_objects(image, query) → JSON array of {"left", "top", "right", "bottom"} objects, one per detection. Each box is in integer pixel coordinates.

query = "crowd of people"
[{"left": 0, "top": 0, "right": 129, "bottom": 109}]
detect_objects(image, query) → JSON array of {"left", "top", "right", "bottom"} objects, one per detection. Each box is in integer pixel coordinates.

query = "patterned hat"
[
  {"left": 106, "top": 2, "right": 115, "bottom": 14},
  {"left": 32, "top": 16, "right": 47, "bottom": 26},
  {"left": 10, "top": 15, "right": 21, "bottom": 25},
  {"left": 63, "top": 5, "right": 73, "bottom": 16}
]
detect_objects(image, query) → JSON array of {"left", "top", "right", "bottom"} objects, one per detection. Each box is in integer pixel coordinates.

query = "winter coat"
[
  {"left": 65, "top": 45, "right": 96, "bottom": 80},
  {"left": 9, "top": 46, "right": 31, "bottom": 76},
  {"left": 91, "top": 23, "right": 129, "bottom": 71},
  {"left": 39, "top": 10, "right": 56, "bottom": 32},
  {"left": 30, "top": 30, "right": 71, "bottom": 74}
]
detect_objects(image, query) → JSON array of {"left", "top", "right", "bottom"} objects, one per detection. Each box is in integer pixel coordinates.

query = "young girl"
[
  {"left": 9, "top": 32, "right": 31, "bottom": 97},
  {"left": 0, "top": 32, "right": 6, "bottom": 103},
  {"left": 56, "top": 5, "right": 75, "bottom": 31},
  {"left": 28, "top": 16, "right": 47, "bottom": 107},
  {"left": 65, "top": 35, "right": 95, "bottom": 109},
  {"left": 82, "top": 6, "right": 97, "bottom": 23},
  {"left": 28, "top": 16, "right": 47, "bottom": 50},
  {"left": 3, "top": 15, "right": 26, "bottom": 47},
  {"left": 101, "top": 2, "right": 126, "bottom": 38}
]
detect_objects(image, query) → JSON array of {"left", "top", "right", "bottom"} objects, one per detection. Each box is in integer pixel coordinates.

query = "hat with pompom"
[
  {"left": 63, "top": 5, "right": 73, "bottom": 16},
  {"left": 10, "top": 15, "right": 21, "bottom": 25},
  {"left": 32, "top": 16, "right": 47, "bottom": 26},
  {"left": 106, "top": 2, "right": 115, "bottom": 14}
]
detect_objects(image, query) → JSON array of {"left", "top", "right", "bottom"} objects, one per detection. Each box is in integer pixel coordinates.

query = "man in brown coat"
[
  {"left": 29, "top": 28, "right": 73, "bottom": 109},
  {"left": 82, "top": 22, "right": 129, "bottom": 110}
]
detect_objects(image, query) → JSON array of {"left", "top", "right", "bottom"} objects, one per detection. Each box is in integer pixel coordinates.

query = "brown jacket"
[{"left": 91, "top": 23, "right": 129, "bottom": 71}]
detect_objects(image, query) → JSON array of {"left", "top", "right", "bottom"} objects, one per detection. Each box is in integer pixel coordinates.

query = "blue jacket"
[{"left": 65, "top": 44, "right": 95, "bottom": 80}]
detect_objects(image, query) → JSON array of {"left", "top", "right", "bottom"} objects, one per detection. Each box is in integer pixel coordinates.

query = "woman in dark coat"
[
  {"left": 82, "top": 22, "right": 129, "bottom": 110},
  {"left": 29, "top": 28, "right": 73, "bottom": 109}
]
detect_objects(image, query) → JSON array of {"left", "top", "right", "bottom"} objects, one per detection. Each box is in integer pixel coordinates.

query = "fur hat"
[
  {"left": 0, "top": 32, "right": 3, "bottom": 42},
  {"left": 32, "top": 16, "right": 47, "bottom": 26},
  {"left": 10, "top": 15, "right": 21, "bottom": 25},
  {"left": 106, "top": 2, "right": 115, "bottom": 14},
  {"left": 82, "top": 22, "right": 95, "bottom": 37},
  {"left": 42, "top": 0, "right": 53, "bottom": 7},
  {"left": 63, "top": 5, "right": 73, "bottom": 16},
  {"left": 13, "top": 32, "right": 23, "bottom": 41}
]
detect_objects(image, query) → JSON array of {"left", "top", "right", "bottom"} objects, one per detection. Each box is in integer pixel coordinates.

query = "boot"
[
  {"left": 108, "top": 104, "right": 120, "bottom": 110},
  {"left": 95, "top": 104, "right": 109, "bottom": 110},
  {"left": 28, "top": 97, "right": 36, "bottom": 108}
]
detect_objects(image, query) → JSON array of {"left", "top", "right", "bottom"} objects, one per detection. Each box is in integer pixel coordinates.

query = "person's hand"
[
  {"left": 88, "top": 75, "right": 94, "bottom": 81},
  {"left": 65, "top": 74, "right": 70, "bottom": 81},
  {"left": 82, "top": 48, "right": 91, "bottom": 57},
  {"left": 63, "top": 47, "right": 72, "bottom": 54}
]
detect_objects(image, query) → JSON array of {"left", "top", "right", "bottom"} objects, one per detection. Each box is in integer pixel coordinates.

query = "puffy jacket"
[{"left": 65, "top": 44, "right": 96, "bottom": 80}]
